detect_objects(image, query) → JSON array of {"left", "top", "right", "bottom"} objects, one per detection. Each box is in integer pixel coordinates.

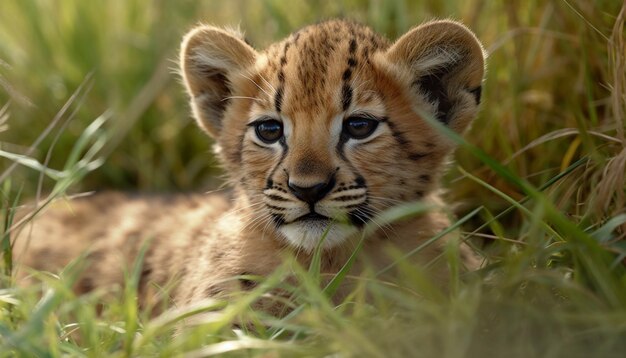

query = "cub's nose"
[{"left": 288, "top": 177, "right": 335, "bottom": 205}]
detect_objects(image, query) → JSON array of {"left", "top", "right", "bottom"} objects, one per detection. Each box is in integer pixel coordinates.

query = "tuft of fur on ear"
[
  {"left": 180, "top": 25, "right": 257, "bottom": 137},
  {"left": 385, "top": 20, "right": 486, "bottom": 133}
]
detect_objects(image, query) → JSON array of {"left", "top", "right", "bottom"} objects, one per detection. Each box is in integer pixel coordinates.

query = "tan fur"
[{"left": 14, "top": 20, "right": 485, "bottom": 311}]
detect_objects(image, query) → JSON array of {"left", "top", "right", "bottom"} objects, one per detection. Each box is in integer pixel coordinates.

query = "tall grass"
[{"left": 1, "top": 0, "right": 625, "bottom": 356}]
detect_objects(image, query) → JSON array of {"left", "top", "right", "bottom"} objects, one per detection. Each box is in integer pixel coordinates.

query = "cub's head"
[{"left": 180, "top": 20, "right": 485, "bottom": 252}]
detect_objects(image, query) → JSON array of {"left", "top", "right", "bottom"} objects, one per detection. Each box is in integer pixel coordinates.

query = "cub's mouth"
[
  {"left": 294, "top": 212, "right": 331, "bottom": 222},
  {"left": 279, "top": 211, "right": 358, "bottom": 252}
]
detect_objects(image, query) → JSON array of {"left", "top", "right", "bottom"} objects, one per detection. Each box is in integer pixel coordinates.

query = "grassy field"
[{"left": 1, "top": 0, "right": 626, "bottom": 356}]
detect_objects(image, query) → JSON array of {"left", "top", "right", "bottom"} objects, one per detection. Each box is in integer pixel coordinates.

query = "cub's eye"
[
  {"left": 343, "top": 116, "right": 379, "bottom": 139},
  {"left": 254, "top": 119, "right": 283, "bottom": 143}
]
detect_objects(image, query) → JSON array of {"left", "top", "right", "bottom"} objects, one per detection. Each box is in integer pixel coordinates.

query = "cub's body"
[
  {"left": 15, "top": 191, "right": 463, "bottom": 309},
  {"left": 14, "top": 19, "right": 485, "bottom": 309},
  {"left": 14, "top": 193, "right": 228, "bottom": 302}
]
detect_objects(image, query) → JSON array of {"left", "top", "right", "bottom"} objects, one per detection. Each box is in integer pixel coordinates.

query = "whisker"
[
  {"left": 223, "top": 96, "right": 262, "bottom": 103},
  {"left": 221, "top": 201, "right": 265, "bottom": 218},
  {"left": 240, "top": 73, "right": 274, "bottom": 99},
  {"left": 256, "top": 71, "right": 277, "bottom": 94},
  {"left": 240, "top": 212, "right": 273, "bottom": 234},
  {"left": 368, "top": 195, "right": 406, "bottom": 205},
  {"left": 356, "top": 206, "right": 396, "bottom": 240}
]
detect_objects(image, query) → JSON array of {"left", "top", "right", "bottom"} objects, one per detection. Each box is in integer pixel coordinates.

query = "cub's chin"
[{"left": 278, "top": 217, "right": 358, "bottom": 252}]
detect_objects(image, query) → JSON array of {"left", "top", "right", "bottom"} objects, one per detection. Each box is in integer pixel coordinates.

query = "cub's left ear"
[
  {"left": 180, "top": 25, "right": 257, "bottom": 138},
  {"left": 385, "top": 20, "right": 486, "bottom": 133}
]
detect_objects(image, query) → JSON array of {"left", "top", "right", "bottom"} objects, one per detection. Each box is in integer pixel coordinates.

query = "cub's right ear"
[
  {"left": 180, "top": 25, "right": 257, "bottom": 137},
  {"left": 384, "top": 21, "right": 485, "bottom": 134}
]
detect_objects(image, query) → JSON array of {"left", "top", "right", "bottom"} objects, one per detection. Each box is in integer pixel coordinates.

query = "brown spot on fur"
[
  {"left": 76, "top": 276, "right": 94, "bottom": 294},
  {"left": 408, "top": 152, "right": 428, "bottom": 161},
  {"left": 341, "top": 84, "right": 353, "bottom": 111},
  {"left": 274, "top": 86, "right": 284, "bottom": 112},
  {"left": 204, "top": 285, "right": 223, "bottom": 297},
  {"left": 239, "top": 272, "right": 257, "bottom": 290}
]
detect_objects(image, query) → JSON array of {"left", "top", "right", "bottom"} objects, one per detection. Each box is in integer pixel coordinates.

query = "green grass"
[{"left": 1, "top": 0, "right": 626, "bottom": 356}]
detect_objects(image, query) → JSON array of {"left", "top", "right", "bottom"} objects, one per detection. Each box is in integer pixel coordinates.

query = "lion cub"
[{"left": 14, "top": 19, "right": 485, "bottom": 309}]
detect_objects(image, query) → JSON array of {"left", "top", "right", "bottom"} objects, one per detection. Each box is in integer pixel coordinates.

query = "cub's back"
[{"left": 13, "top": 192, "right": 229, "bottom": 296}]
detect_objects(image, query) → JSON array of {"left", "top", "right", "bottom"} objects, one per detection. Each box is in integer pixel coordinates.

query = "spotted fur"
[{"left": 15, "top": 20, "right": 485, "bottom": 312}]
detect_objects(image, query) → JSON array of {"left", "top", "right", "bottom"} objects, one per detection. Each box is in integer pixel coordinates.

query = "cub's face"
[{"left": 181, "top": 20, "right": 485, "bottom": 252}]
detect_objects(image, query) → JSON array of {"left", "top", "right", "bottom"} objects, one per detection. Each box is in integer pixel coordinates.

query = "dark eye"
[
  {"left": 343, "top": 116, "right": 379, "bottom": 139},
  {"left": 254, "top": 119, "right": 283, "bottom": 143}
]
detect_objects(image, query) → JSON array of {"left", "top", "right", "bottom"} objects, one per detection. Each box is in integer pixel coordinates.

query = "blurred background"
[{"left": 0, "top": 0, "right": 623, "bottom": 231}]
